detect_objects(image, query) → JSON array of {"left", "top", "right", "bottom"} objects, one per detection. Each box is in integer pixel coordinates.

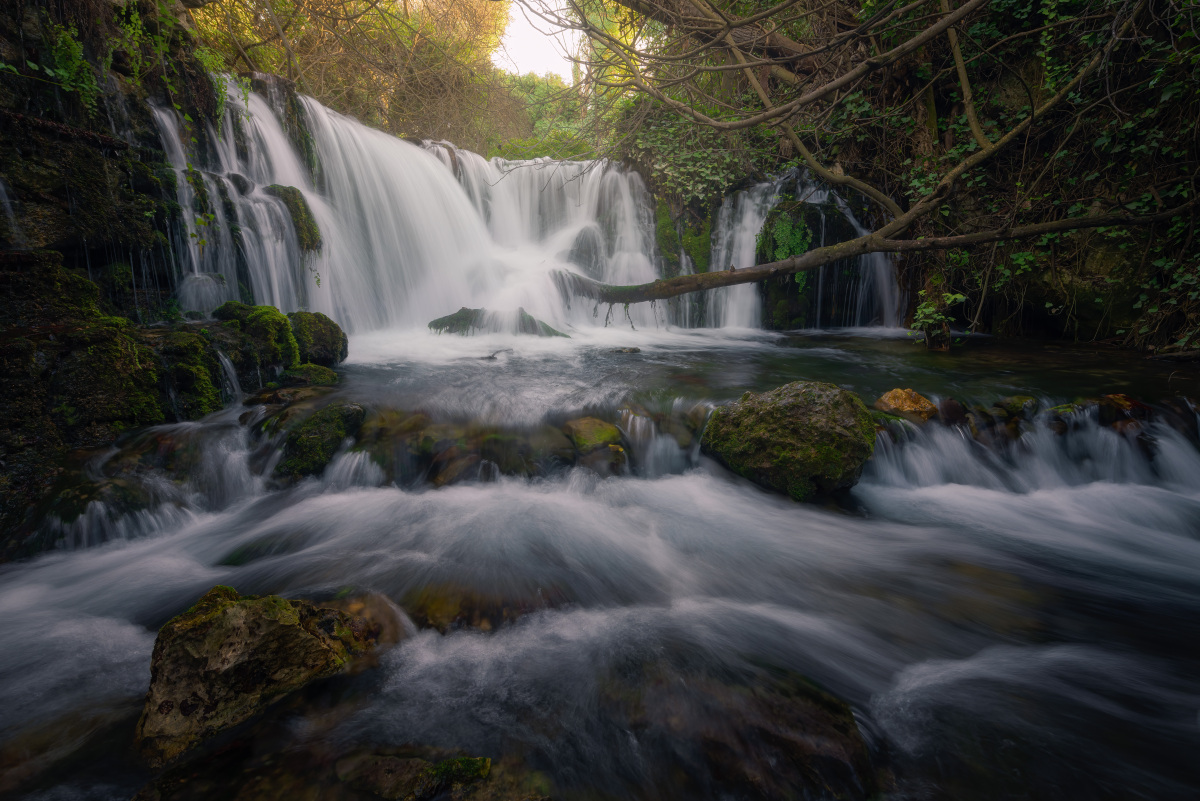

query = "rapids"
[
  {"left": 2, "top": 331, "right": 1199, "bottom": 800},
  {"left": 2, "top": 87, "right": 1199, "bottom": 800}
]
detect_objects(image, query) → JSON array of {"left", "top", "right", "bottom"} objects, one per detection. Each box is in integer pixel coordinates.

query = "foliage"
[{"left": 911, "top": 291, "right": 967, "bottom": 331}]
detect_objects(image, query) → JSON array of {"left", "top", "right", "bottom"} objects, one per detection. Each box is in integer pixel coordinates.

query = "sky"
[{"left": 492, "top": 3, "right": 580, "bottom": 83}]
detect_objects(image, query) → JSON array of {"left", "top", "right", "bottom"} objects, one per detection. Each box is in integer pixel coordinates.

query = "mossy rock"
[
  {"left": 275, "top": 402, "right": 366, "bottom": 479},
  {"left": 279, "top": 363, "right": 338, "bottom": 387},
  {"left": 429, "top": 307, "right": 568, "bottom": 337},
  {"left": 264, "top": 185, "right": 322, "bottom": 251},
  {"left": 701, "top": 381, "right": 876, "bottom": 501},
  {"left": 336, "top": 753, "right": 490, "bottom": 800},
  {"left": 156, "top": 331, "right": 224, "bottom": 418},
  {"left": 562, "top": 417, "right": 623, "bottom": 452},
  {"left": 213, "top": 303, "right": 301, "bottom": 371},
  {"left": 288, "top": 310, "right": 348, "bottom": 366},
  {"left": 135, "top": 586, "right": 373, "bottom": 767}
]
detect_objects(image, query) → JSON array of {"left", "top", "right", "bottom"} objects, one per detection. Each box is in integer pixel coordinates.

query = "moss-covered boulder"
[
  {"left": 135, "top": 586, "right": 373, "bottom": 767},
  {"left": 288, "top": 310, "right": 348, "bottom": 366},
  {"left": 155, "top": 331, "right": 224, "bottom": 419},
  {"left": 212, "top": 301, "right": 300, "bottom": 370},
  {"left": 701, "top": 381, "right": 876, "bottom": 501},
  {"left": 563, "top": 417, "right": 626, "bottom": 476},
  {"left": 275, "top": 402, "right": 366, "bottom": 479},
  {"left": 264, "top": 185, "right": 321, "bottom": 252},
  {"left": 336, "top": 753, "right": 490, "bottom": 800},
  {"left": 279, "top": 363, "right": 338, "bottom": 387}
]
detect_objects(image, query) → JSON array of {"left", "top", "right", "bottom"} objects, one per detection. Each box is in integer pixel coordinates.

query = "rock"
[
  {"left": 701, "top": 382, "right": 876, "bottom": 501},
  {"left": 320, "top": 592, "right": 413, "bottom": 651},
  {"left": 428, "top": 307, "right": 568, "bottom": 337},
  {"left": 135, "top": 586, "right": 373, "bottom": 767},
  {"left": 213, "top": 302, "right": 301, "bottom": 371},
  {"left": 402, "top": 582, "right": 569, "bottom": 633},
  {"left": 275, "top": 402, "right": 366, "bottom": 479},
  {"left": 562, "top": 417, "right": 627, "bottom": 476},
  {"left": 874, "top": 388, "right": 938, "bottom": 423},
  {"left": 263, "top": 185, "right": 321, "bottom": 251},
  {"left": 612, "top": 346, "right": 641, "bottom": 353},
  {"left": 562, "top": 417, "right": 622, "bottom": 452},
  {"left": 288, "top": 310, "right": 348, "bottom": 366},
  {"left": 995, "top": 395, "right": 1039, "bottom": 419},
  {"left": 336, "top": 754, "right": 490, "bottom": 800},
  {"left": 938, "top": 397, "right": 968, "bottom": 426},
  {"left": 279, "top": 362, "right": 338, "bottom": 387},
  {"left": 228, "top": 173, "right": 253, "bottom": 195}
]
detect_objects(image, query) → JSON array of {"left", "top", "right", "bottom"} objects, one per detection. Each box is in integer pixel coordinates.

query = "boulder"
[
  {"left": 274, "top": 402, "right": 366, "bottom": 479},
  {"left": 279, "top": 362, "right": 338, "bottom": 387},
  {"left": 873, "top": 388, "right": 938, "bottom": 424},
  {"left": 428, "top": 307, "right": 568, "bottom": 337},
  {"left": 563, "top": 417, "right": 626, "bottom": 476},
  {"left": 135, "top": 586, "right": 372, "bottom": 767},
  {"left": 288, "top": 310, "right": 348, "bottom": 366},
  {"left": 701, "top": 382, "right": 876, "bottom": 501}
]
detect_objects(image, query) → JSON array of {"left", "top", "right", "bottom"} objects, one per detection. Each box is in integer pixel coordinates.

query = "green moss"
[
  {"left": 427, "top": 756, "right": 491, "bottom": 783},
  {"left": 280, "top": 363, "right": 338, "bottom": 387},
  {"left": 276, "top": 403, "right": 366, "bottom": 479},
  {"left": 264, "top": 185, "right": 321, "bottom": 252},
  {"left": 185, "top": 167, "right": 213, "bottom": 217},
  {"left": 288, "top": 310, "right": 348, "bottom": 366},
  {"left": 657, "top": 199, "right": 682, "bottom": 278},
  {"left": 563, "top": 417, "right": 623, "bottom": 452},
  {"left": 429, "top": 306, "right": 484, "bottom": 334},
  {"left": 246, "top": 306, "right": 301, "bottom": 368},
  {"left": 157, "top": 331, "right": 223, "bottom": 419},
  {"left": 213, "top": 300, "right": 254, "bottom": 323},
  {"left": 516, "top": 307, "right": 569, "bottom": 338},
  {"left": 681, "top": 216, "right": 712, "bottom": 274}
]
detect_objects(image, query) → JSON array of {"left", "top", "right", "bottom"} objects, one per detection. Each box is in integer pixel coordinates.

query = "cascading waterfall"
[{"left": 153, "top": 82, "right": 900, "bottom": 334}]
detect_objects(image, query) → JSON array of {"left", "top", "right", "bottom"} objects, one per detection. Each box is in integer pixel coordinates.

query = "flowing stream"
[{"left": 1, "top": 88, "right": 1198, "bottom": 800}]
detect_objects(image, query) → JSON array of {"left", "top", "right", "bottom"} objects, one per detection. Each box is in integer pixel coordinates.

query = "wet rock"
[
  {"left": 938, "top": 397, "right": 968, "bottom": 426},
  {"left": 1097, "top": 393, "right": 1152, "bottom": 428},
  {"left": 275, "top": 402, "right": 367, "bottom": 479},
  {"left": 229, "top": 173, "right": 253, "bottom": 195},
  {"left": 288, "top": 310, "right": 348, "bottom": 366},
  {"left": 701, "top": 381, "right": 876, "bottom": 501},
  {"left": 874, "top": 388, "right": 937, "bottom": 424},
  {"left": 336, "top": 753, "right": 490, "bottom": 800},
  {"left": 243, "top": 384, "right": 332, "bottom": 408},
  {"left": 612, "top": 346, "right": 641, "bottom": 353},
  {"left": 402, "top": 582, "right": 569, "bottom": 633},
  {"left": 320, "top": 592, "right": 413, "bottom": 651},
  {"left": 428, "top": 307, "right": 568, "bottom": 337},
  {"left": 279, "top": 362, "right": 338, "bottom": 387},
  {"left": 213, "top": 301, "right": 301, "bottom": 371},
  {"left": 995, "top": 395, "right": 1039, "bottom": 420},
  {"left": 563, "top": 417, "right": 626, "bottom": 476},
  {"left": 135, "top": 586, "right": 373, "bottom": 767},
  {"left": 263, "top": 185, "right": 321, "bottom": 251}
]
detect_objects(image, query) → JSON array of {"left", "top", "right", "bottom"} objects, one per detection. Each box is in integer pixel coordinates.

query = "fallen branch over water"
[{"left": 555, "top": 205, "right": 1197, "bottom": 306}]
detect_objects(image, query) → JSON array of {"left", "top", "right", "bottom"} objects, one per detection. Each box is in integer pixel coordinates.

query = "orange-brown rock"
[{"left": 874, "top": 388, "right": 938, "bottom": 424}]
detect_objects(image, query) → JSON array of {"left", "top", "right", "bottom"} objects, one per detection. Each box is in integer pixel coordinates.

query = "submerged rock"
[
  {"left": 701, "top": 381, "right": 876, "bottom": 501},
  {"left": 135, "top": 586, "right": 372, "bottom": 767},
  {"left": 402, "top": 582, "right": 569, "bottom": 633},
  {"left": 336, "top": 753, "right": 490, "bottom": 800},
  {"left": 288, "top": 310, "right": 348, "bottom": 366},
  {"left": 874, "top": 388, "right": 938, "bottom": 424},
  {"left": 275, "top": 402, "right": 366, "bottom": 479}
]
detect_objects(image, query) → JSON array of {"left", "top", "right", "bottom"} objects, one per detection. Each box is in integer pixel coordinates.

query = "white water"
[{"left": 152, "top": 84, "right": 899, "bottom": 334}]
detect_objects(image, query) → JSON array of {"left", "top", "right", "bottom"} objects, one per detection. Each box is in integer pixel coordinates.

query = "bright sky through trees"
[{"left": 492, "top": 3, "right": 578, "bottom": 83}]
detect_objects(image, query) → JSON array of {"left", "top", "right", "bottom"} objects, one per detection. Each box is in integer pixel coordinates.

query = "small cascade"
[{"left": 217, "top": 351, "right": 244, "bottom": 404}]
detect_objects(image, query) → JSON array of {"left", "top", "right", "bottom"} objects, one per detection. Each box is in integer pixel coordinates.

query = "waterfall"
[
  {"left": 152, "top": 82, "right": 898, "bottom": 334},
  {"left": 699, "top": 170, "right": 904, "bottom": 329}
]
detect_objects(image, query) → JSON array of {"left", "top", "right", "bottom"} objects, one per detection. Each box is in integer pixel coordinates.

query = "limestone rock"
[
  {"left": 701, "top": 381, "right": 876, "bottom": 501},
  {"left": 135, "top": 586, "right": 372, "bottom": 767},
  {"left": 873, "top": 388, "right": 938, "bottom": 424}
]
